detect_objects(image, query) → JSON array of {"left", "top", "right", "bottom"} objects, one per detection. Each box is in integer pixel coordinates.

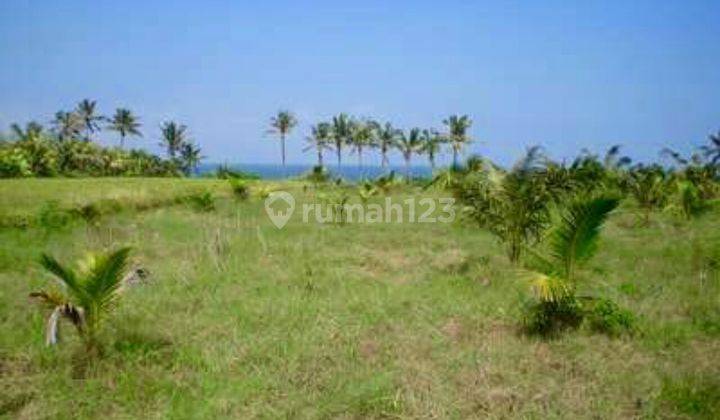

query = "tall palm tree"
[
  {"left": 371, "top": 121, "right": 400, "bottom": 169},
  {"left": 443, "top": 114, "right": 472, "bottom": 169},
  {"left": 396, "top": 128, "right": 424, "bottom": 179},
  {"left": 268, "top": 110, "right": 297, "bottom": 169},
  {"left": 52, "top": 111, "right": 83, "bottom": 141},
  {"left": 76, "top": 99, "right": 105, "bottom": 141},
  {"left": 180, "top": 142, "right": 203, "bottom": 175},
  {"left": 30, "top": 247, "right": 132, "bottom": 352},
  {"left": 421, "top": 129, "right": 443, "bottom": 170},
  {"left": 331, "top": 113, "right": 352, "bottom": 169},
  {"left": 160, "top": 121, "right": 188, "bottom": 158},
  {"left": 108, "top": 108, "right": 142, "bottom": 149},
  {"left": 304, "top": 122, "right": 333, "bottom": 167},
  {"left": 349, "top": 120, "right": 375, "bottom": 170},
  {"left": 10, "top": 121, "right": 44, "bottom": 141}
]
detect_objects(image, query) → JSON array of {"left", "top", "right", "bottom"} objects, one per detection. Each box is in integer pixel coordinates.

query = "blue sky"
[{"left": 1, "top": 0, "right": 719, "bottom": 166}]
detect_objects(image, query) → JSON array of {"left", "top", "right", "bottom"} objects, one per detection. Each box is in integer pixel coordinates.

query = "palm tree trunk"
[
  {"left": 381, "top": 148, "right": 388, "bottom": 169},
  {"left": 358, "top": 146, "right": 363, "bottom": 170},
  {"left": 405, "top": 155, "right": 411, "bottom": 181},
  {"left": 337, "top": 144, "right": 342, "bottom": 169},
  {"left": 452, "top": 147, "right": 458, "bottom": 170},
  {"left": 318, "top": 148, "right": 323, "bottom": 167},
  {"left": 281, "top": 134, "right": 286, "bottom": 168},
  {"left": 120, "top": 133, "right": 125, "bottom": 149}
]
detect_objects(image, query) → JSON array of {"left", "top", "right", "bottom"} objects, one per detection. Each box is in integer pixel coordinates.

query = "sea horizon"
[{"left": 197, "top": 162, "right": 434, "bottom": 180}]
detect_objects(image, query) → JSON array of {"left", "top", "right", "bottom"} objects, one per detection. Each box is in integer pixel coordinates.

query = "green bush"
[
  {"left": 214, "top": 164, "right": 260, "bottom": 180},
  {"left": 1, "top": 137, "right": 180, "bottom": 178},
  {"left": 187, "top": 191, "right": 215, "bottom": 212},
  {"left": 0, "top": 147, "right": 32, "bottom": 177},
  {"left": 38, "top": 201, "right": 72, "bottom": 230},
  {"left": 71, "top": 203, "right": 102, "bottom": 225},
  {"left": 305, "top": 165, "right": 331, "bottom": 184},
  {"left": 586, "top": 298, "right": 635, "bottom": 336},
  {"left": 521, "top": 297, "right": 584, "bottom": 336},
  {"left": 228, "top": 178, "right": 250, "bottom": 200}
]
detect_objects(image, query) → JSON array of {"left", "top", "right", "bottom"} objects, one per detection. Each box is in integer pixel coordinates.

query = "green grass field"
[{"left": 1, "top": 178, "right": 719, "bottom": 418}]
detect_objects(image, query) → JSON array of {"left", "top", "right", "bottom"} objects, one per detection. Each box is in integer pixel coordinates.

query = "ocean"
[{"left": 197, "top": 163, "right": 433, "bottom": 180}]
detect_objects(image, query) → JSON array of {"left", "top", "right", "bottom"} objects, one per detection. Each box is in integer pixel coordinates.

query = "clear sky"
[{"left": 1, "top": 0, "right": 719, "bottom": 166}]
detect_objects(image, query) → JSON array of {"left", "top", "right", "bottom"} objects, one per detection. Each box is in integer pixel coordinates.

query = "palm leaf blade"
[{"left": 549, "top": 196, "right": 620, "bottom": 279}]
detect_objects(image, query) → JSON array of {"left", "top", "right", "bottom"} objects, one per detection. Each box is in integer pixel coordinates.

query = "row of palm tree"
[
  {"left": 4, "top": 99, "right": 203, "bottom": 176},
  {"left": 268, "top": 111, "right": 473, "bottom": 175},
  {"left": 46, "top": 99, "right": 142, "bottom": 147}
]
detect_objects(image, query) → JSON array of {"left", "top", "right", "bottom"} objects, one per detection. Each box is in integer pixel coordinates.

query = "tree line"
[
  {"left": 269, "top": 111, "right": 472, "bottom": 174},
  {"left": 1, "top": 99, "right": 201, "bottom": 177}
]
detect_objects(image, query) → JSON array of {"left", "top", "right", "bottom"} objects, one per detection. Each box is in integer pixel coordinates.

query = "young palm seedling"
[
  {"left": 522, "top": 196, "right": 622, "bottom": 335},
  {"left": 357, "top": 181, "right": 378, "bottom": 205},
  {"left": 228, "top": 178, "right": 250, "bottom": 201},
  {"left": 30, "top": 247, "right": 132, "bottom": 354}
]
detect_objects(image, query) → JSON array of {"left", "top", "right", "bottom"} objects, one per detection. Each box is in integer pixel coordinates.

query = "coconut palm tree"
[
  {"left": 443, "top": 114, "right": 472, "bottom": 169},
  {"left": 160, "top": 121, "right": 188, "bottom": 158},
  {"left": 396, "top": 128, "right": 424, "bottom": 180},
  {"left": 29, "top": 247, "right": 132, "bottom": 353},
  {"left": 10, "top": 121, "right": 44, "bottom": 142},
  {"left": 421, "top": 129, "right": 444, "bottom": 170},
  {"left": 268, "top": 110, "right": 297, "bottom": 169},
  {"left": 180, "top": 142, "right": 203, "bottom": 175},
  {"left": 304, "top": 122, "right": 333, "bottom": 167},
  {"left": 108, "top": 108, "right": 142, "bottom": 149},
  {"left": 454, "top": 149, "right": 552, "bottom": 263},
  {"left": 52, "top": 111, "right": 84, "bottom": 141},
  {"left": 623, "top": 165, "right": 668, "bottom": 225},
  {"left": 371, "top": 121, "right": 400, "bottom": 169},
  {"left": 331, "top": 113, "right": 352, "bottom": 169},
  {"left": 76, "top": 99, "right": 105, "bottom": 141},
  {"left": 349, "top": 120, "right": 376, "bottom": 170}
]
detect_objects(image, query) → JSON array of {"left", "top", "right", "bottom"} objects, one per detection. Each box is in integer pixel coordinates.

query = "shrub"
[
  {"left": 305, "top": 165, "right": 330, "bottom": 184},
  {"left": 228, "top": 178, "right": 250, "bottom": 200},
  {"left": 187, "top": 191, "right": 215, "bottom": 212},
  {"left": 38, "top": 201, "right": 72, "bottom": 230},
  {"left": 586, "top": 298, "right": 635, "bottom": 336},
  {"left": 72, "top": 203, "right": 102, "bottom": 225},
  {"left": 0, "top": 147, "right": 32, "bottom": 177},
  {"left": 255, "top": 186, "right": 272, "bottom": 200},
  {"left": 214, "top": 164, "right": 260, "bottom": 180},
  {"left": 521, "top": 297, "right": 584, "bottom": 336}
]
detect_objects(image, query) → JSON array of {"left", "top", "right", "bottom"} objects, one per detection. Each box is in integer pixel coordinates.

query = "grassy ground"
[{"left": 1, "top": 178, "right": 719, "bottom": 418}]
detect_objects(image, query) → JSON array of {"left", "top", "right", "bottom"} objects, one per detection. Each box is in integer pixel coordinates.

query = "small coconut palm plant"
[
  {"left": 622, "top": 165, "right": 667, "bottom": 225},
  {"left": 454, "top": 149, "right": 551, "bottom": 263},
  {"left": 357, "top": 181, "right": 378, "bottom": 204},
  {"left": 522, "top": 196, "right": 620, "bottom": 335},
  {"left": 30, "top": 247, "right": 132, "bottom": 353}
]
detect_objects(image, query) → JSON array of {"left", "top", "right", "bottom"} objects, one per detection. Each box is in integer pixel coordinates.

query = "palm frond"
[
  {"left": 85, "top": 247, "right": 132, "bottom": 313},
  {"left": 29, "top": 289, "right": 68, "bottom": 308},
  {"left": 39, "top": 254, "right": 85, "bottom": 298},
  {"left": 548, "top": 196, "right": 620, "bottom": 279},
  {"left": 528, "top": 272, "right": 573, "bottom": 303}
]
